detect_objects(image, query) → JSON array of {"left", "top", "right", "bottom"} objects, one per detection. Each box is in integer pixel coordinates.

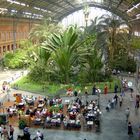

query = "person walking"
[
  {"left": 119, "top": 95, "right": 123, "bottom": 107},
  {"left": 92, "top": 84, "right": 96, "bottom": 95},
  {"left": 121, "top": 88, "right": 125, "bottom": 97},
  {"left": 85, "top": 91, "right": 88, "bottom": 103},
  {"left": 135, "top": 95, "right": 140, "bottom": 109},
  {"left": 114, "top": 94, "right": 118, "bottom": 105},
  {"left": 128, "top": 122, "right": 133, "bottom": 135},
  {"left": 0, "top": 124, "right": 3, "bottom": 138},
  {"left": 2, "top": 126, "right": 9, "bottom": 140},
  {"left": 9, "top": 125, "right": 14, "bottom": 140},
  {"left": 34, "top": 130, "right": 44, "bottom": 140},
  {"left": 125, "top": 108, "right": 130, "bottom": 122},
  {"left": 23, "top": 126, "right": 30, "bottom": 140},
  {"left": 114, "top": 84, "right": 118, "bottom": 93},
  {"left": 104, "top": 84, "right": 108, "bottom": 95}
]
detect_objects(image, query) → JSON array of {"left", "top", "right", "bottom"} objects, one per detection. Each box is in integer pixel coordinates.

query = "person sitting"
[
  {"left": 26, "top": 109, "right": 30, "bottom": 115},
  {"left": 66, "top": 88, "right": 73, "bottom": 96}
]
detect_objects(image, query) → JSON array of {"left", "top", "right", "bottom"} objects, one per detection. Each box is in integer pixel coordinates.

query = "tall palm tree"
[{"left": 97, "top": 15, "right": 131, "bottom": 62}]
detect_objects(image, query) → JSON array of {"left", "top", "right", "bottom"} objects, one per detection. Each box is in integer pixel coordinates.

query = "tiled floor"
[{"left": 11, "top": 92, "right": 139, "bottom": 140}]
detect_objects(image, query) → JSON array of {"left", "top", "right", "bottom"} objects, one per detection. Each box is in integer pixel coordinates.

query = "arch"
[
  {"left": 7, "top": 45, "right": 10, "bottom": 51},
  {"left": 58, "top": 3, "right": 129, "bottom": 22}
]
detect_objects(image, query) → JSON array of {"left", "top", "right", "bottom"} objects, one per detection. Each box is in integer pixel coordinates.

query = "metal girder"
[
  {"left": 0, "top": 0, "right": 139, "bottom": 21},
  {"left": 43, "top": 0, "right": 68, "bottom": 11},
  {"left": 57, "top": 3, "right": 130, "bottom": 22},
  {"left": 64, "top": 0, "right": 75, "bottom": 8},
  {"left": 116, "top": 0, "right": 124, "bottom": 8}
]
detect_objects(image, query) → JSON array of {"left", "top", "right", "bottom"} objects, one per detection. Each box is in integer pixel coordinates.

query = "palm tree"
[
  {"left": 42, "top": 26, "right": 80, "bottom": 83},
  {"left": 82, "top": 46, "right": 103, "bottom": 82},
  {"left": 97, "top": 15, "right": 131, "bottom": 62},
  {"left": 29, "top": 18, "right": 61, "bottom": 44}
]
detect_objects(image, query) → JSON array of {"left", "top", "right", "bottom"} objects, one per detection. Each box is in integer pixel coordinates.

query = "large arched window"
[{"left": 61, "top": 7, "right": 111, "bottom": 27}]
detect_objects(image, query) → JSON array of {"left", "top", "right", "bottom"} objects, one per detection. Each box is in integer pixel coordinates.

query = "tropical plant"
[
  {"left": 87, "top": 15, "right": 133, "bottom": 73},
  {"left": 3, "top": 40, "right": 35, "bottom": 69},
  {"left": 4, "top": 50, "right": 27, "bottom": 69},
  {"left": 84, "top": 47, "right": 103, "bottom": 82},
  {"left": 42, "top": 26, "right": 81, "bottom": 83},
  {"left": 131, "top": 36, "right": 140, "bottom": 49},
  {"left": 18, "top": 119, "right": 27, "bottom": 129},
  {"left": 29, "top": 18, "right": 61, "bottom": 44}
]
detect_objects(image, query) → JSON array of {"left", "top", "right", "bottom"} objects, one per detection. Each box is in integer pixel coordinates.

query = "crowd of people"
[
  {"left": 103, "top": 78, "right": 140, "bottom": 139},
  {"left": 0, "top": 74, "right": 140, "bottom": 140}
]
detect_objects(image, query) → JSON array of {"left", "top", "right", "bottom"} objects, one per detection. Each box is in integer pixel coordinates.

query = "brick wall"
[{"left": 0, "top": 17, "right": 36, "bottom": 59}]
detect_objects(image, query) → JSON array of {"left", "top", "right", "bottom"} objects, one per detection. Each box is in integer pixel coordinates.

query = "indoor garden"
[{"left": 3, "top": 13, "right": 137, "bottom": 96}]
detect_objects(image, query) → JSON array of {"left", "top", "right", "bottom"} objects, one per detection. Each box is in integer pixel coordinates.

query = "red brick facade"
[{"left": 0, "top": 17, "right": 36, "bottom": 59}]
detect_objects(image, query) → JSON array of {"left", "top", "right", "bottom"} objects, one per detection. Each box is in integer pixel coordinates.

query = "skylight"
[
  {"left": 61, "top": 7, "right": 111, "bottom": 27},
  {"left": 6, "top": 0, "right": 27, "bottom": 7},
  {"left": 127, "top": 2, "right": 140, "bottom": 13},
  {"left": 34, "top": 7, "right": 50, "bottom": 13},
  {"left": 0, "top": 8, "right": 8, "bottom": 14},
  {"left": 11, "top": 9, "right": 17, "bottom": 13},
  {"left": 76, "top": 0, "right": 103, "bottom": 4}
]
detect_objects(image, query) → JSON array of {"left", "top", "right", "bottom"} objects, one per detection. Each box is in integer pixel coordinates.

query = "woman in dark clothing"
[
  {"left": 92, "top": 85, "right": 96, "bottom": 95},
  {"left": 128, "top": 122, "right": 133, "bottom": 135}
]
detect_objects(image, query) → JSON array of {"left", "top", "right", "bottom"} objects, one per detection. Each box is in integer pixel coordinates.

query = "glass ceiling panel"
[
  {"left": 76, "top": 0, "right": 103, "bottom": 3},
  {"left": 61, "top": 7, "right": 111, "bottom": 27},
  {"left": 0, "top": 0, "right": 139, "bottom": 21}
]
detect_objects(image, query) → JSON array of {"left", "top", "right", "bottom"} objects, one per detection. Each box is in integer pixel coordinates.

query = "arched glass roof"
[
  {"left": 0, "top": 0, "right": 140, "bottom": 22},
  {"left": 61, "top": 7, "right": 112, "bottom": 27}
]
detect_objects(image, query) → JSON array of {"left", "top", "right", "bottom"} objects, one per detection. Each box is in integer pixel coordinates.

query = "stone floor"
[{"left": 0, "top": 70, "right": 140, "bottom": 140}]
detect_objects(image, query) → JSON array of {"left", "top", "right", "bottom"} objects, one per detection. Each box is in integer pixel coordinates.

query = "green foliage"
[
  {"left": 111, "top": 57, "right": 136, "bottom": 73},
  {"left": 42, "top": 26, "right": 81, "bottom": 83},
  {"left": 28, "top": 23, "right": 106, "bottom": 84},
  {"left": 3, "top": 40, "right": 35, "bottom": 69},
  {"left": 131, "top": 36, "right": 140, "bottom": 49},
  {"left": 87, "top": 15, "right": 132, "bottom": 73},
  {"left": 4, "top": 50, "right": 26, "bottom": 69},
  {"left": 14, "top": 76, "right": 120, "bottom": 96},
  {"left": 126, "top": 58, "right": 136, "bottom": 72},
  {"left": 28, "top": 63, "right": 48, "bottom": 83},
  {"left": 29, "top": 18, "right": 61, "bottom": 44},
  {"left": 18, "top": 119, "right": 27, "bottom": 129}
]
